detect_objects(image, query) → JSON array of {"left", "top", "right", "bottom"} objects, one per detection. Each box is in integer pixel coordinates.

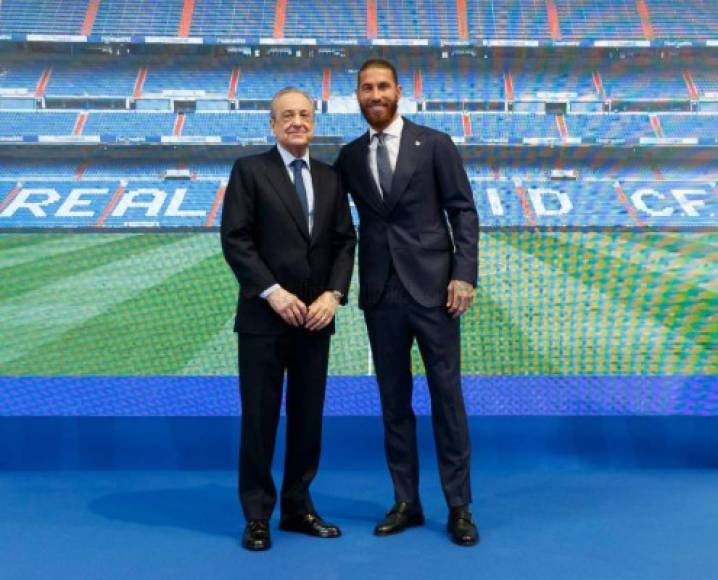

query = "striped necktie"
[
  {"left": 375, "top": 132, "right": 393, "bottom": 198},
  {"left": 290, "top": 158, "right": 309, "bottom": 225}
]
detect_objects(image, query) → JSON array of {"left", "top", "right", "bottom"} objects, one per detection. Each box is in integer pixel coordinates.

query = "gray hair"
[{"left": 269, "top": 87, "right": 315, "bottom": 119}]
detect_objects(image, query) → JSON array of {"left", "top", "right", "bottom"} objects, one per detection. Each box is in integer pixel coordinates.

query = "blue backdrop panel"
[
  {"left": 1, "top": 375, "right": 716, "bottom": 416},
  {"left": 1, "top": 416, "right": 717, "bottom": 469}
]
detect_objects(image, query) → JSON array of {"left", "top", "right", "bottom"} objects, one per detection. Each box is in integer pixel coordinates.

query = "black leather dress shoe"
[
  {"left": 374, "top": 502, "right": 425, "bottom": 536},
  {"left": 242, "top": 519, "right": 271, "bottom": 551},
  {"left": 279, "top": 512, "right": 341, "bottom": 538},
  {"left": 448, "top": 506, "right": 479, "bottom": 546}
]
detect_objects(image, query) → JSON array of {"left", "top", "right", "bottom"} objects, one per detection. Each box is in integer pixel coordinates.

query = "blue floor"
[
  {"left": 2, "top": 416, "right": 718, "bottom": 579},
  {"left": 2, "top": 468, "right": 718, "bottom": 579}
]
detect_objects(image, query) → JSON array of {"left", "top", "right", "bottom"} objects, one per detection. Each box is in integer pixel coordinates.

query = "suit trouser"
[
  {"left": 237, "top": 329, "right": 330, "bottom": 521},
  {"left": 364, "top": 267, "right": 472, "bottom": 508}
]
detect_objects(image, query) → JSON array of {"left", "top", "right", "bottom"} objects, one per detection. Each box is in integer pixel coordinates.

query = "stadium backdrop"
[{"left": 0, "top": 0, "right": 716, "bottom": 417}]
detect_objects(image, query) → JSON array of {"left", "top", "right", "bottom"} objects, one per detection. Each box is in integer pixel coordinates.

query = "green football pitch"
[{"left": 0, "top": 231, "right": 716, "bottom": 376}]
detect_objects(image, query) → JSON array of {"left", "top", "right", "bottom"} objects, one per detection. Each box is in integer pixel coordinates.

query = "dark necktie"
[
  {"left": 290, "top": 158, "right": 309, "bottom": 226},
  {"left": 375, "top": 132, "right": 393, "bottom": 198}
]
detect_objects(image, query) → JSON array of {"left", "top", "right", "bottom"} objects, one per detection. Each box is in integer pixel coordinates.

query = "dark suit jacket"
[
  {"left": 335, "top": 118, "right": 478, "bottom": 309},
  {"left": 221, "top": 146, "right": 356, "bottom": 334}
]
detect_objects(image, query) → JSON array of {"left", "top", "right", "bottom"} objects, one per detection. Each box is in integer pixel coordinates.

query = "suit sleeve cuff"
[{"left": 260, "top": 284, "right": 281, "bottom": 299}]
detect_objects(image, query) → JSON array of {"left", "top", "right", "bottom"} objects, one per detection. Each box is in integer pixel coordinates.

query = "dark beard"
[{"left": 359, "top": 99, "right": 399, "bottom": 129}]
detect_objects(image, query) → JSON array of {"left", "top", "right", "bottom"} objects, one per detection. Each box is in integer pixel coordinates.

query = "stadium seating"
[
  {"left": 511, "top": 62, "right": 596, "bottom": 100},
  {"left": 91, "top": 0, "right": 184, "bottom": 36},
  {"left": 3, "top": 156, "right": 715, "bottom": 183},
  {"left": 142, "top": 61, "right": 232, "bottom": 96},
  {"left": 1, "top": 1, "right": 717, "bottom": 234},
  {"left": 468, "top": 0, "right": 551, "bottom": 40},
  {"left": 610, "top": 163, "right": 658, "bottom": 179},
  {"left": 409, "top": 112, "right": 465, "bottom": 136},
  {"left": 647, "top": 0, "right": 718, "bottom": 39},
  {"left": 284, "top": 0, "right": 366, "bottom": 39},
  {"left": 82, "top": 160, "right": 200, "bottom": 178},
  {"left": 81, "top": 112, "right": 176, "bottom": 137},
  {"left": 181, "top": 112, "right": 269, "bottom": 136},
  {"left": 6, "top": 171, "right": 715, "bottom": 228},
  {"left": 469, "top": 113, "right": 560, "bottom": 140},
  {"left": 331, "top": 61, "right": 421, "bottom": 98},
  {"left": 600, "top": 62, "right": 689, "bottom": 100},
  {"left": 44, "top": 59, "right": 136, "bottom": 98},
  {"left": 4, "top": 108, "right": 718, "bottom": 142},
  {"left": 0, "top": 111, "right": 77, "bottom": 135},
  {"left": 377, "top": 0, "right": 460, "bottom": 40},
  {"left": 1, "top": 57, "right": 713, "bottom": 103},
  {"left": 0, "top": 159, "right": 80, "bottom": 178},
  {"left": 659, "top": 115, "right": 718, "bottom": 138},
  {"left": 0, "top": 59, "right": 47, "bottom": 94},
  {"left": 688, "top": 65, "right": 718, "bottom": 99},
  {"left": 313, "top": 114, "right": 367, "bottom": 139},
  {"left": 189, "top": 0, "right": 276, "bottom": 38},
  {"left": 564, "top": 114, "right": 654, "bottom": 140},
  {"left": 236, "top": 64, "right": 323, "bottom": 100},
  {"left": 0, "top": 159, "right": 235, "bottom": 180},
  {"left": 554, "top": 0, "right": 645, "bottom": 40},
  {"left": 0, "top": 0, "right": 87, "bottom": 35},
  {"left": 2, "top": 0, "right": 718, "bottom": 42},
  {"left": 422, "top": 64, "right": 504, "bottom": 101},
  {"left": 0, "top": 179, "right": 221, "bottom": 228},
  {"left": 100, "top": 180, "right": 220, "bottom": 228},
  {"left": 658, "top": 161, "right": 718, "bottom": 180}
]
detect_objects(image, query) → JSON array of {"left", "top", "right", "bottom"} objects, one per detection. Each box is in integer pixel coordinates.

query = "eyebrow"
[{"left": 361, "top": 81, "right": 391, "bottom": 88}]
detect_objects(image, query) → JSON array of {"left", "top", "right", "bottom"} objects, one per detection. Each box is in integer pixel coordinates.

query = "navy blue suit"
[{"left": 336, "top": 118, "right": 478, "bottom": 507}]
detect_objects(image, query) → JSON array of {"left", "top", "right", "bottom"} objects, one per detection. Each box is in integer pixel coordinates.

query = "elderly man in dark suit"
[
  {"left": 335, "top": 59, "right": 480, "bottom": 546},
  {"left": 221, "top": 87, "right": 356, "bottom": 551}
]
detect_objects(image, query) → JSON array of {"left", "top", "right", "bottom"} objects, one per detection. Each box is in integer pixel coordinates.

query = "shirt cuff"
[{"left": 260, "top": 284, "right": 280, "bottom": 299}]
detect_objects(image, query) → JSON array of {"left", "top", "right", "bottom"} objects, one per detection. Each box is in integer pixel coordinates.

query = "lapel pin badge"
[{"left": 415, "top": 140, "right": 421, "bottom": 146}]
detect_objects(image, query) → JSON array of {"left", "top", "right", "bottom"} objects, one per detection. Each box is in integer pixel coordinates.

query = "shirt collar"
[
  {"left": 277, "top": 143, "right": 311, "bottom": 170},
  {"left": 369, "top": 114, "right": 404, "bottom": 140}
]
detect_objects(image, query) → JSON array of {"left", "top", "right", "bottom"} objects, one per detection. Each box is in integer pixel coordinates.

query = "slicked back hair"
[
  {"left": 357, "top": 58, "right": 399, "bottom": 87},
  {"left": 270, "top": 87, "right": 315, "bottom": 120}
]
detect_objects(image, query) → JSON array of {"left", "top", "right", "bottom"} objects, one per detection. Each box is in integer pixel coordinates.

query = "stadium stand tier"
[
  {"left": 2, "top": 0, "right": 718, "bottom": 42},
  {"left": 1, "top": 1, "right": 718, "bottom": 233},
  {"left": 2, "top": 109, "right": 718, "bottom": 144},
  {"left": 5, "top": 57, "right": 718, "bottom": 104},
  {"left": 91, "top": 1, "right": 184, "bottom": 36},
  {"left": 189, "top": 0, "right": 276, "bottom": 38},
  {"left": 3, "top": 166, "right": 717, "bottom": 229},
  {"left": 469, "top": 0, "right": 552, "bottom": 41},
  {"left": 646, "top": 0, "right": 718, "bottom": 39},
  {"left": 0, "top": 0, "right": 88, "bottom": 35}
]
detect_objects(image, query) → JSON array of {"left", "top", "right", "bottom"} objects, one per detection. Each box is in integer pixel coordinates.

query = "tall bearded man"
[{"left": 335, "top": 59, "right": 480, "bottom": 546}]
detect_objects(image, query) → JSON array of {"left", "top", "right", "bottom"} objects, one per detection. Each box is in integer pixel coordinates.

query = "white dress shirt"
[
  {"left": 261, "top": 144, "right": 315, "bottom": 299},
  {"left": 368, "top": 114, "right": 404, "bottom": 196}
]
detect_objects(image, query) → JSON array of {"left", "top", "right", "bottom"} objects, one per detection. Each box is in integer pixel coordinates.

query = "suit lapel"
[
  {"left": 309, "top": 159, "right": 325, "bottom": 246},
  {"left": 264, "top": 147, "right": 310, "bottom": 241},
  {"left": 384, "top": 119, "right": 421, "bottom": 214}
]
